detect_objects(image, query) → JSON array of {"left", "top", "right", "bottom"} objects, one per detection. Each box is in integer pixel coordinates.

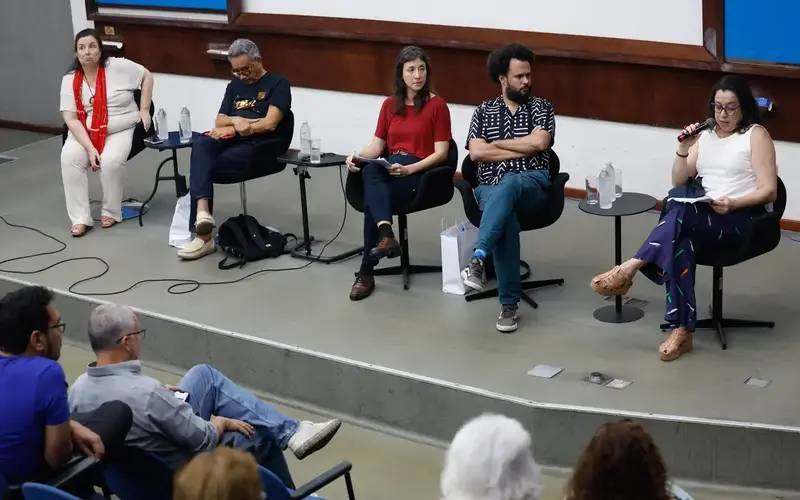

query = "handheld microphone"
[{"left": 677, "top": 118, "right": 716, "bottom": 143}]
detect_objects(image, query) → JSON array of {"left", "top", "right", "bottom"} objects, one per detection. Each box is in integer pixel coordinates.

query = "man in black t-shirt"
[{"left": 179, "top": 38, "right": 293, "bottom": 261}]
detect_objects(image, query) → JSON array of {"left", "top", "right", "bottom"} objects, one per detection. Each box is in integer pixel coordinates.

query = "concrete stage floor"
[{"left": 2, "top": 136, "right": 799, "bottom": 432}]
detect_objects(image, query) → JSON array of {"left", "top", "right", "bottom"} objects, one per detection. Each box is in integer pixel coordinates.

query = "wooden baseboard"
[
  {"left": 0, "top": 120, "right": 61, "bottom": 136},
  {"left": 564, "top": 187, "right": 798, "bottom": 232}
]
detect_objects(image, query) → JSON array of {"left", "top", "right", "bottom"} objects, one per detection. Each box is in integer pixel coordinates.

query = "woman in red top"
[{"left": 346, "top": 46, "right": 452, "bottom": 301}]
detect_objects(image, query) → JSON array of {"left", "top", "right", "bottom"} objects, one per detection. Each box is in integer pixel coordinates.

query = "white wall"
[
  {"left": 243, "top": 0, "right": 704, "bottom": 45},
  {"left": 150, "top": 73, "right": 800, "bottom": 219},
  {"left": 68, "top": 0, "right": 799, "bottom": 220}
]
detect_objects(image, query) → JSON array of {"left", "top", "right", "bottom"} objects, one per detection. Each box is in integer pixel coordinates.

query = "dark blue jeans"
[
  {"left": 359, "top": 154, "right": 422, "bottom": 269},
  {"left": 474, "top": 170, "right": 551, "bottom": 305},
  {"left": 189, "top": 135, "right": 256, "bottom": 200}
]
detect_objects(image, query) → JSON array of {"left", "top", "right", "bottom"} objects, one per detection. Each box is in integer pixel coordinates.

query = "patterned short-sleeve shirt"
[{"left": 467, "top": 95, "right": 556, "bottom": 185}]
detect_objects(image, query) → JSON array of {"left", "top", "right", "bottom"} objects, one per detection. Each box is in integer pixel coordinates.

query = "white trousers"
[{"left": 60, "top": 128, "right": 133, "bottom": 226}]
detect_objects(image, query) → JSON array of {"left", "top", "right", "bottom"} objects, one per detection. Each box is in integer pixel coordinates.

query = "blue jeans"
[
  {"left": 474, "top": 170, "right": 550, "bottom": 305},
  {"left": 178, "top": 364, "right": 299, "bottom": 488}
]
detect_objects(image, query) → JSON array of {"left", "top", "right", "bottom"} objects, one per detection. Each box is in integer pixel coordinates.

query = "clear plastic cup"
[
  {"left": 585, "top": 175, "right": 599, "bottom": 205},
  {"left": 311, "top": 139, "right": 321, "bottom": 163}
]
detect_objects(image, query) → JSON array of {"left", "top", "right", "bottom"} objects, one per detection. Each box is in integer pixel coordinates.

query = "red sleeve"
[
  {"left": 374, "top": 98, "right": 392, "bottom": 140},
  {"left": 432, "top": 97, "right": 452, "bottom": 142}
]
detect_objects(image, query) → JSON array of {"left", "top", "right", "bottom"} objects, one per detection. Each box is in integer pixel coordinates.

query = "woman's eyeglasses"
[{"left": 712, "top": 102, "right": 740, "bottom": 114}]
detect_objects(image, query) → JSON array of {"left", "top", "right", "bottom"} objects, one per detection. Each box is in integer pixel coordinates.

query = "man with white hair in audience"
[
  {"left": 68, "top": 303, "right": 340, "bottom": 489},
  {"left": 440, "top": 413, "right": 541, "bottom": 500}
]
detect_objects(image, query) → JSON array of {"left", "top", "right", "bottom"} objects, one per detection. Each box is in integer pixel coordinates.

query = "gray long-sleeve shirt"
[{"left": 68, "top": 360, "right": 218, "bottom": 468}]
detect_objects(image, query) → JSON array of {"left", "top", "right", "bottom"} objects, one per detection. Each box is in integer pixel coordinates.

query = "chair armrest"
[
  {"left": 454, "top": 179, "right": 482, "bottom": 228},
  {"left": 405, "top": 165, "right": 455, "bottom": 212},
  {"left": 251, "top": 136, "right": 290, "bottom": 159},
  {"left": 291, "top": 461, "right": 353, "bottom": 499},
  {"left": 47, "top": 456, "right": 100, "bottom": 489}
]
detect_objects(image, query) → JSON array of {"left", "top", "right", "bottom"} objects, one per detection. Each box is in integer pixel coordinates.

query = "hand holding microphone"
[{"left": 677, "top": 118, "right": 716, "bottom": 146}]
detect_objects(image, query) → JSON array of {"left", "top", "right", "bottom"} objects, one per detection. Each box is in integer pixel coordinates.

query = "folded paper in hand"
[
  {"left": 355, "top": 156, "right": 392, "bottom": 168},
  {"left": 667, "top": 195, "right": 714, "bottom": 204}
]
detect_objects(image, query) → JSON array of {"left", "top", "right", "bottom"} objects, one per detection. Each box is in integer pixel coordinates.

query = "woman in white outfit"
[{"left": 60, "top": 28, "right": 154, "bottom": 236}]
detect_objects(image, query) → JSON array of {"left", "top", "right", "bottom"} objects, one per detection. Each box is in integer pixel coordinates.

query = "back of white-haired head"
[
  {"left": 441, "top": 414, "right": 541, "bottom": 500},
  {"left": 88, "top": 303, "right": 137, "bottom": 353},
  {"left": 228, "top": 38, "right": 260, "bottom": 60}
]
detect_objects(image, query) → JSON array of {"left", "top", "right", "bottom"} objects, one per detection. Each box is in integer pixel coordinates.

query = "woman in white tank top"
[{"left": 590, "top": 75, "right": 778, "bottom": 362}]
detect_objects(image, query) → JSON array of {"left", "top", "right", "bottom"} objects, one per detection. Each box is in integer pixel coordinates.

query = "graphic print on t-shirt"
[{"left": 233, "top": 98, "right": 257, "bottom": 111}]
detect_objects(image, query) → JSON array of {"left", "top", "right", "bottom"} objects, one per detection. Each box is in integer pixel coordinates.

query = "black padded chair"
[
  {"left": 345, "top": 139, "right": 459, "bottom": 289},
  {"left": 659, "top": 176, "right": 787, "bottom": 349},
  {"left": 61, "top": 89, "right": 154, "bottom": 161},
  {"left": 190, "top": 110, "right": 294, "bottom": 226},
  {"left": 454, "top": 150, "right": 569, "bottom": 308}
]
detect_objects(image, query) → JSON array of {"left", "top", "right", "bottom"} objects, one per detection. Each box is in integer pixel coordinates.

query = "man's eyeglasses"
[
  {"left": 115, "top": 329, "right": 147, "bottom": 344},
  {"left": 46, "top": 323, "right": 66, "bottom": 334},
  {"left": 712, "top": 102, "right": 740, "bottom": 114},
  {"left": 231, "top": 64, "right": 254, "bottom": 78}
]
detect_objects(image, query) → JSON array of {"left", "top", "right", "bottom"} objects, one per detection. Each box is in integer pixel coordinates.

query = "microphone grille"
[{"left": 703, "top": 117, "right": 717, "bottom": 128}]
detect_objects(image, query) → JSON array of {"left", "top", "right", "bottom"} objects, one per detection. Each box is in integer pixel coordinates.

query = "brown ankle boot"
[{"left": 370, "top": 237, "right": 401, "bottom": 259}]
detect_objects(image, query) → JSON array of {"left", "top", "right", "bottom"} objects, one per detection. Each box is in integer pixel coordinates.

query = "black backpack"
[{"left": 217, "top": 214, "right": 293, "bottom": 269}]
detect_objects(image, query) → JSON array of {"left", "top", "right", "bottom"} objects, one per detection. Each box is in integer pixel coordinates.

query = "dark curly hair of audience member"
[
  {"left": 566, "top": 419, "right": 671, "bottom": 500},
  {"left": 0, "top": 286, "right": 54, "bottom": 355},
  {"left": 486, "top": 43, "right": 535, "bottom": 83}
]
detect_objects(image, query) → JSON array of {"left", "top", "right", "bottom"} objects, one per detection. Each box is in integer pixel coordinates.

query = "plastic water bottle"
[
  {"left": 299, "top": 121, "right": 311, "bottom": 160},
  {"left": 155, "top": 108, "right": 168, "bottom": 141},
  {"left": 607, "top": 161, "right": 622, "bottom": 198},
  {"left": 598, "top": 164, "right": 614, "bottom": 209},
  {"left": 179, "top": 107, "right": 192, "bottom": 144}
]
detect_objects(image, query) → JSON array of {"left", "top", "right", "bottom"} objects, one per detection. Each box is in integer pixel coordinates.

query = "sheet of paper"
[
  {"left": 527, "top": 364, "right": 564, "bottom": 379},
  {"left": 667, "top": 195, "right": 714, "bottom": 204},
  {"left": 744, "top": 376, "right": 771, "bottom": 388},
  {"left": 606, "top": 378, "right": 632, "bottom": 390},
  {"left": 355, "top": 156, "right": 392, "bottom": 168}
]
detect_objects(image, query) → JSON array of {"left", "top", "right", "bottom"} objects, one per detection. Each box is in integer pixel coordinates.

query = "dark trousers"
[
  {"left": 188, "top": 134, "right": 286, "bottom": 229},
  {"left": 634, "top": 201, "right": 755, "bottom": 329},
  {"left": 359, "top": 154, "right": 421, "bottom": 272}
]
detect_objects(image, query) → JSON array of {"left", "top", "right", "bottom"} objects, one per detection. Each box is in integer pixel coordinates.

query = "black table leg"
[
  {"left": 171, "top": 151, "right": 188, "bottom": 197},
  {"left": 289, "top": 165, "right": 363, "bottom": 263},
  {"left": 593, "top": 214, "right": 645, "bottom": 323},
  {"left": 138, "top": 149, "right": 188, "bottom": 227}
]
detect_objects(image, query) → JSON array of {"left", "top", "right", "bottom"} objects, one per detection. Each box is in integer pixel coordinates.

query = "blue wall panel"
[
  {"left": 97, "top": 0, "right": 227, "bottom": 11},
  {"left": 725, "top": 0, "right": 800, "bottom": 65}
]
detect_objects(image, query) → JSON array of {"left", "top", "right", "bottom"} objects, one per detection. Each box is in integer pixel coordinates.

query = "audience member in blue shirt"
[{"left": 0, "top": 286, "right": 111, "bottom": 485}]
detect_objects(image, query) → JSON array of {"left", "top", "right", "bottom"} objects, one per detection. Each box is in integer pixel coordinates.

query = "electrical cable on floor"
[{"left": 0, "top": 166, "right": 350, "bottom": 296}]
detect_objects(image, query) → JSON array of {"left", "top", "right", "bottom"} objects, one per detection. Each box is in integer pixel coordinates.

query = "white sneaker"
[
  {"left": 195, "top": 211, "right": 215, "bottom": 236},
  {"left": 177, "top": 236, "right": 216, "bottom": 260},
  {"left": 287, "top": 419, "right": 341, "bottom": 460}
]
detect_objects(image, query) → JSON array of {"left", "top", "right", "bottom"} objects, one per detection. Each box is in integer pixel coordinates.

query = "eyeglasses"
[
  {"left": 712, "top": 102, "right": 740, "bottom": 114},
  {"left": 231, "top": 64, "right": 254, "bottom": 78},
  {"left": 46, "top": 323, "right": 66, "bottom": 334},
  {"left": 115, "top": 329, "right": 146, "bottom": 344}
]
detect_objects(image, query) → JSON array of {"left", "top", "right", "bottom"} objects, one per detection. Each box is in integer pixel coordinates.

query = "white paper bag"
[
  {"left": 441, "top": 220, "right": 479, "bottom": 295},
  {"left": 168, "top": 194, "right": 192, "bottom": 249}
]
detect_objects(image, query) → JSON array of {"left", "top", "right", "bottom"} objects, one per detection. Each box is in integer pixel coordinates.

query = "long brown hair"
[
  {"left": 393, "top": 45, "right": 432, "bottom": 115},
  {"left": 566, "top": 420, "right": 670, "bottom": 500}
]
